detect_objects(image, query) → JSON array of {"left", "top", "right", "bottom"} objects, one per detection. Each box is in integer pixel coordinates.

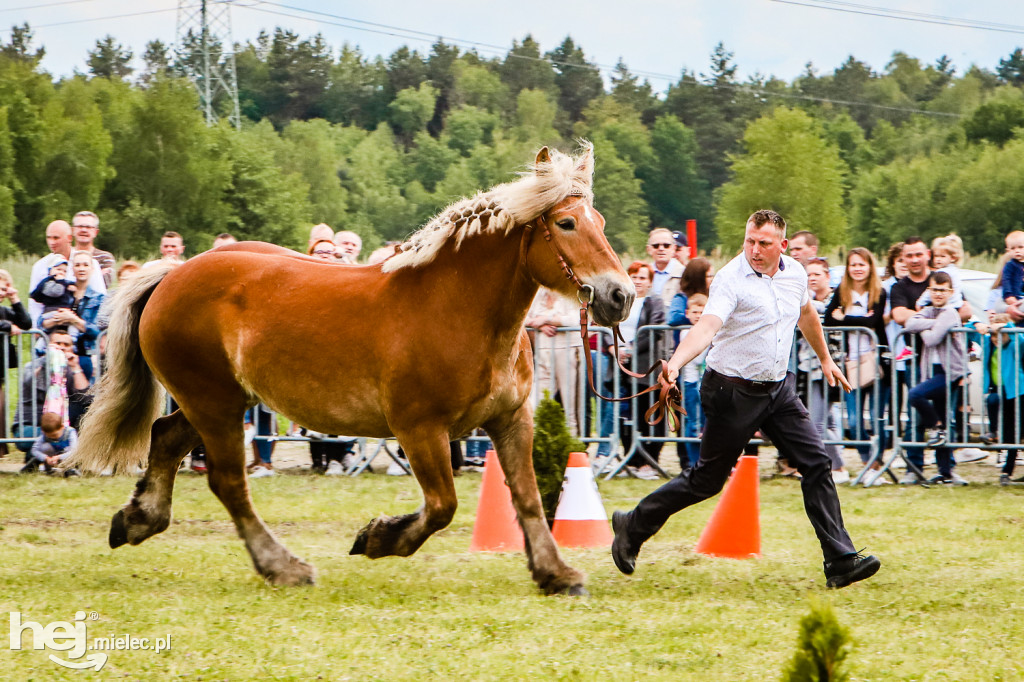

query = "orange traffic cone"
[
  {"left": 694, "top": 455, "right": 760, "bottom": 558},
  {"left": 551, "top": 452, "right": 614, "bottom": 547},
  {"left": 469, "top": 450, "right": 524, "bottom": 552}
]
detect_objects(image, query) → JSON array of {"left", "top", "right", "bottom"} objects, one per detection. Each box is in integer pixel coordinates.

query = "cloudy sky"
[{"left": 2, "top": 0, "right": 1023, "bottom": 88}]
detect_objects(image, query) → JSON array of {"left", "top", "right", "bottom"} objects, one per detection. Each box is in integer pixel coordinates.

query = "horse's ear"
[
  {"left": 574, "top": 143, "right": 594, "bottom": 182},
  {"left": 535, "top": 146, "right": 551, "bottom": 169}
]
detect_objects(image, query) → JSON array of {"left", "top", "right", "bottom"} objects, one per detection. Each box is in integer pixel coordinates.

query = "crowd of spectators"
[{"left": 3, "top": 210, "right": 1024, "bottom": 486}]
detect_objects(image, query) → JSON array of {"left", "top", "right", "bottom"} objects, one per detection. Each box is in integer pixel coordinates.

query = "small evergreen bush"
[
  {"left": 780, "top": 596, "right": 853, "bottom": 682},
  {"left": 532, "top": 392, "right": 585, "bottom": 527}
]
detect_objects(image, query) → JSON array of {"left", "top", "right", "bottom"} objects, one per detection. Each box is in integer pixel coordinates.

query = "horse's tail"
[{"left": 72, "top": 264, "right": 175, "bottom": 474}]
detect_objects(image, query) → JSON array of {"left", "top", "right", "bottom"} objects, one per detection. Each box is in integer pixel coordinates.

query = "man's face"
[
  {"left": 646, "top": 235, "right": 675, "bottom": 268},
  {"left": 73, "top": 222, "right": 97, "bottom": 247},
  {"left": 335, "top": 237, "right": 360, "bottom": 257},
  {"left": 46, "top": 224, "right": 72, "bottom": 255},
  {"left": 743, "top": 222, "right": 787, "bottom": 275},
  {"left": 160, "top": 237, "right": 184, "bottom": 258},
  {"left": 788, "top": 236, "right": 817, "bottom": 265},
  {"left": 901, "top": 242, "right": 930, "bottom": 277}
]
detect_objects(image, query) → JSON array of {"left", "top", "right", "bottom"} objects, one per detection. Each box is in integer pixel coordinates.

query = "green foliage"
[
  {"left": 780, "top": 597, "right": 852, "bottom": 682},
  {"left": 591, "top": 134, "right": 649, "bottom": 252},
  {"left": 11, "top": 26, "right": 1024, "bottom": 260},
  {"left": 963, "top": 89, "right": 1024, "bottom": 146},
  {"left": 715, "top": 107, "right": 847, "bottom": 250},
  {"left": 388, "top": 83, "right": 438, "bottom": 142},
  {"left": 87, "top": 35, "right": 133, "bottom": 80},
  {"left": 532, "top": 392, "right": 584, "bottom": 527}
]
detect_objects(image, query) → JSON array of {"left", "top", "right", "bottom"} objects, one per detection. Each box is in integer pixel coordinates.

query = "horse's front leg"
[
  {"left": 485, "top": 405, "right": 587, "bottom": 596},
  {"left": 350, "top": 428, "right": 456, "bottom": 558}
]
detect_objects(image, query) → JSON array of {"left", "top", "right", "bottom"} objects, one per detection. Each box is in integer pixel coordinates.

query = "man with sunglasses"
[{"left": 646, "top": 228, "right": 684, "bottom": 303}]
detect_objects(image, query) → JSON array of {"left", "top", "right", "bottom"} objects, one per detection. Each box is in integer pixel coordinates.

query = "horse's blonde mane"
[{"left": 382, "top": 142, "right": 595, "bottom": 272}]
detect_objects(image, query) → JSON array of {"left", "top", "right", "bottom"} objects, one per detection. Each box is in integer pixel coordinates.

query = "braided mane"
[{"left": 381, "top": 142, "right": 594, "bottom": 272}]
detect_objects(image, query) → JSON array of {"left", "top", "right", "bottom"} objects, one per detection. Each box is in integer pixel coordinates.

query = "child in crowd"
[
  {"left": 903, "top": 271, "right": 968, "bottom": 485},
  {"left": 976, "top": 315, "right": 1024, "bottom": 485},
  {"left": 1001, "top": 230, "right": 1024, "bottom": 314},
  {"left": 916, "top": 234, "right": 964, "bottom": 310},
  {"left": 678, "top": 294, "right": 708, "bottom": 469},
  {"left": 30, "top": 258, "right": 76, "bottom": 327},
  {"left": 22, "top": 411, "right": 79, "bottom": 476}
]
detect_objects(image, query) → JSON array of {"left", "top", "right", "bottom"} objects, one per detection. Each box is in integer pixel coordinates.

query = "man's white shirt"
[{"left": 702, "top": 253, "right": 809, "bottom": 382}]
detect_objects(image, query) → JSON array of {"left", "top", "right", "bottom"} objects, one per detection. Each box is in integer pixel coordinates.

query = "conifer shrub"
[
  {"left": 532, "top": 392, "right": 585, "bottom": 527},
  {"left": 780, "top": 597, "right": 853, "bottom": 682}
]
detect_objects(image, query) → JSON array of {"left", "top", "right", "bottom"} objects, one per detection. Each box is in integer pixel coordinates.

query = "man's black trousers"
[{"left": 628, "top": 369, "right": 857, "bottom": 562}]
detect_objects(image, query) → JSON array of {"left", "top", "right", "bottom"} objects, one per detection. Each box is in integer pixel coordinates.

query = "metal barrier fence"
[
  {"left": 1, "top": 330, "right": 52, "bottom": 451},
  {"left": 610, "top": 324, "right": 889, "bottom": 481},
  {"left": 46, "top": 323, "right": 1021, "bottom": 482},
  {"left": 871, "top": 326, "right": 1019, "bottom": 485}
]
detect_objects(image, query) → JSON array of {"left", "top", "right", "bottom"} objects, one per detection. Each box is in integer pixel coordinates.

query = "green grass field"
[{"left": 1, "top": 466, "right": 1023, "bottom": 681}]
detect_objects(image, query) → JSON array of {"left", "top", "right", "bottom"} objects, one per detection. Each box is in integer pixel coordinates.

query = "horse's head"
[{"left": 526, "top": 146, "right": 634, "bottom": 327}]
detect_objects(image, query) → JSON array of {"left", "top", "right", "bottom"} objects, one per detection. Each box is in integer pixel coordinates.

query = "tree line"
[{"left": 4, "top": 22, "right": 1024, "bottom": 259}]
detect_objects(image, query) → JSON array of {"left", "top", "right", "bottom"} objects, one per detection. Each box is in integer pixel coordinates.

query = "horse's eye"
[{"left": 556, "top": 218, "right": 576, "bottom": 231}]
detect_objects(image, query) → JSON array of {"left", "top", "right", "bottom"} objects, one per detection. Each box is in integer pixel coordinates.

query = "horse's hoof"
[
  {"left": 109, "top": 509, "right": 128, "bottom": 548},
  {"left": 267, "top": 562, "right": 317, "bottom": 587},
  {"left": 566, "top": 584, "right": 589, "bottom": 597}
]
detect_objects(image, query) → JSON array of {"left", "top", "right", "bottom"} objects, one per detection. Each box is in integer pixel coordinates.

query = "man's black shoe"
[
  {"left": 824, "top": 551, "right": 880, "bottom": 589},
  {"left": 611, "top": 510, "right": 638, "bottom": 575}
]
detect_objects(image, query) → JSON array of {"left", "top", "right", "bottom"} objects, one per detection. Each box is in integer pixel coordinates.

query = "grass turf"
[{"left": 1, "top": 469, "right": 1023, "bottom": 680}]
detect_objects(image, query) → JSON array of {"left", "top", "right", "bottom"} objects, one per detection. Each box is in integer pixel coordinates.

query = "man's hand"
[
  {"left": 822, "top": 358, "right": 853, "bottom": 393},
  {"left": 539, "top": 323, "right": 557, "bottom": 337},
  {"left": 65, "top": 351, "right": 80, "bottom": 368}
]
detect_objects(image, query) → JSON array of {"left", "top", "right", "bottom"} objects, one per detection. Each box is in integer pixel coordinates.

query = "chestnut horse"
[{"left": 73, "top": 144, "right": 633, "bottom": 595}]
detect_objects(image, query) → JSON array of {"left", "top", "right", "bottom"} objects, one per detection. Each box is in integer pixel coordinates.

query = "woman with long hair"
[
  {"left": 38, "top": 252, "right": 105, "bottom": 384},
  {"left": 824, "top": 248, "right": 889, "bottom": 474}
]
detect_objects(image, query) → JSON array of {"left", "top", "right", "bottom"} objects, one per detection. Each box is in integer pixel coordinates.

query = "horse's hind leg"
[
  {"left": 110, "top": 410, "right": 201, "bottom": 548},
  {"left": 350, "top": 428, "right": 456, "bottom": 558},
  {"left": 200, "top": 421, "right": 315, "bottom": 586},
  {"left": 485, "top": 406, "right": 587, "bottom": 596}
]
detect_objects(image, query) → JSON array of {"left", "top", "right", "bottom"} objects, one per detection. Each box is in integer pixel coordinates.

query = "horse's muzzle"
[{"left": 590, "top": 279, "right": 635, "bottom": 327}]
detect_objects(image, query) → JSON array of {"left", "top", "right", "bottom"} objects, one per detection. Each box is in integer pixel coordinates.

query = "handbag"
[{"left": 845, "top": 353, "right": 877, "bottom": 389}]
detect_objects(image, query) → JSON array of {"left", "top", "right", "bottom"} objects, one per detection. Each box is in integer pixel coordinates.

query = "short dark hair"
[
  {"left": 162, "top": 231, "right": 183, "bottom": 241},
  {"left": 929, "top": 271, "right": 952, "bottom": 287},
  {"left": 903, "top": 236, "right": 926, "bottom": 249},
  {"left": 41, "top": 412, "right": 63, "bottom": 433},
  {"left": 791, "top": 230, "right": 818, "bottom": 247},
  {"left": 746, "top": 209, "right": 787, "bottom": 237},
  {"left": 215, "top": 232, "right": 234, "bottom": 240}
]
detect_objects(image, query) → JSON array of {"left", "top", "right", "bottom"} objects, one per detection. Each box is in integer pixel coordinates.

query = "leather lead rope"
[{"left": 532, "top": 215, "right": 685, "bottom": 432}]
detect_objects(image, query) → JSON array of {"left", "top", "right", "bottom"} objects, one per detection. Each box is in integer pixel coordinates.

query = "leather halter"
[{"left": 526, "top": 211, "right": 684, "bottom": 432}]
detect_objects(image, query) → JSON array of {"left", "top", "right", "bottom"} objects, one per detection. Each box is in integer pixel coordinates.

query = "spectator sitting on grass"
[{"left": 22, "top": 411, "right": 79, "bottom": 476}]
